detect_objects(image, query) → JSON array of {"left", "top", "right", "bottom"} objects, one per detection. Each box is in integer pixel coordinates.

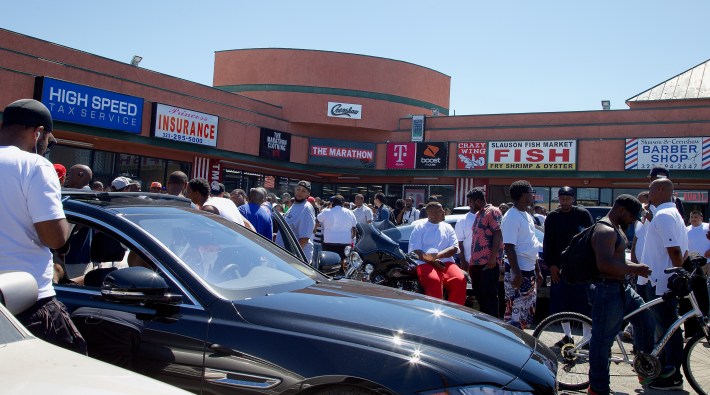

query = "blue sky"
[{"left": 2, "top": 1, "right": 708, "bottom": 115}]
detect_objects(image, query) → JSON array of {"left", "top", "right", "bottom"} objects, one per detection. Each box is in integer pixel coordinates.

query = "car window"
[
  {"left": 0, "top": 308, "right": 25, "bottom": 344},
  {"left": 124, "top": 211, "right": 320, "bottom": 300}
]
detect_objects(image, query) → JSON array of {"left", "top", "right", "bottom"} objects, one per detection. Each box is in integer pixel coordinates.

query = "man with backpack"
[
  {"left": 544, "top": 187, "right": 594, "bottom": 320},
  {"left": 587, "top": 195, "right": 654, "bottom": 395}
]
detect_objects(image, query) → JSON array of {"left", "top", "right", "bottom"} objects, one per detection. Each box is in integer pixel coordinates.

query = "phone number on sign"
[
  {"left": 160, "top": 133, "right": 205, "bottom": 144},
  {"left": 639, "top": 163, "right": 699, "bottom": 170}
]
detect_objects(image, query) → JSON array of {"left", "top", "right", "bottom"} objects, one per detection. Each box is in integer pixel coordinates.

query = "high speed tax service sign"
[{"left": 487, "top": 140, "right": 577, "bottom": 170}]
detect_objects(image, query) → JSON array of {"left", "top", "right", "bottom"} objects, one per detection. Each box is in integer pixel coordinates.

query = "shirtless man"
[{"left": 587, "top": 194, "right": 654, "bottom": 395}]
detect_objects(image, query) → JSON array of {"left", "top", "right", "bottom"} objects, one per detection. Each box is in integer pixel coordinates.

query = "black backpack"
[{"left": 560, "top": 220, "right": 613, "bottom": 284}]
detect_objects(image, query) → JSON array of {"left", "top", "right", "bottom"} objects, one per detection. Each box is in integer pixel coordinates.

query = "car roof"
[{"left": 62, "top": 190, "right": 193, "bottom": 208}]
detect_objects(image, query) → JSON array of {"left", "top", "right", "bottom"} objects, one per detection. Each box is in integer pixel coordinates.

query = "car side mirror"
[
  {"left": 101, "top": 267, "right": 182, "bottom": 305},
  {"left": 0, "top": 271, "right": 38, "bottom": 315}
]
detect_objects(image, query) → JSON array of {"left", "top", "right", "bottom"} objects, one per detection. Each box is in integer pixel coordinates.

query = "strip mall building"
[{"left": 1, "top": 28, "right": 708, "bottom": 217}]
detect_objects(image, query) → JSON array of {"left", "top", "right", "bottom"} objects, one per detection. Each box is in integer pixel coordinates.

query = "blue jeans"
[
  {"left": 588, "top": 282, "right": 654, "bottom": 394},
  {"left": 312, "top": 243, "right": 322, "bottom": 268},
  {"left": 642, "top": 284, "right": 683, "bottom": 373}
]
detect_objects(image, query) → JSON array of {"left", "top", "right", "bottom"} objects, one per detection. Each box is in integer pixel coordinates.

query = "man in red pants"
[{"left": 408, "top": 202, "right": 466, "bottom": 305}]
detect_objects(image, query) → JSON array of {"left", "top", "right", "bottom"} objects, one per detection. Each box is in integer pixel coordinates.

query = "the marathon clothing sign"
[
  {"left": 309, "top": 138, "right": 375, "bottom": 168},
  {"left": 35, "top": 77, "right": 143, "bottom": 133},
  {"left": 415, "top": 142, "right": 448, "bottom": 170},
  {"left": 259, "top": 128, "right": 291, "bottom": 161},
  {"left": 456, "top": 142, "right": 487, "bottom": 170},
  {"left": 386, "top": 143, "right": 416, "bottom": 169},
  {"left": 487, "top": 140, "right": 577, "bottom": 170},
  {"left": 152, "top": 103, "right": 218, "bottom": 147},
  {"left": 327, "top": 101, "right": 362, "bottom": 119},
  {"left": 625, "top": 137, "right": 710, "bottom": 170}
]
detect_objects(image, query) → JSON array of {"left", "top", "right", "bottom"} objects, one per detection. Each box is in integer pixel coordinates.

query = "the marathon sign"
[
  {"left": 487, "top": 140, "right": 577, "bottom": 170},
  {"left": 456, "top": 142, "right": 487, "bottom": 170},
  {"left": 386, "top": 142, "right": 416, "bottom": 169},
  {"left": 327, "top": 101, "right": 362, "bottom": 119},
  {"left": 36, "top": 77, "right": 143, "bottom": 133},
  {"left": 259, "top": 128, "right": 291, "bottom": 161},
  {"left": 415, "top": 142, "right": 448, "bottom": 170},
  {"left": 152, "top": 103, "right": 218, "bottom": 147},
  {"left": 309, "top": 138, "right": 375, "bottom": 168},
  {"left": 625, "top": 137, "right": 710, "bottom": 170}
]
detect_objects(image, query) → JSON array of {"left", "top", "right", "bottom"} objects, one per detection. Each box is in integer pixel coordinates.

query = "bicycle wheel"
[
  {"left": 533, "top": 312, "right": 592, "bottom": 390},
  {"left": 683, "top": 333, "right": 710, "bottom": 395}
]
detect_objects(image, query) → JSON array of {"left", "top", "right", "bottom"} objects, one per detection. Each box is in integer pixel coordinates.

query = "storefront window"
[
  {"left": 166, "top": 160, "right": 191, "bottom": 183},
  {"left": 428, "top": 185, "right": 455, "bottom": 211},
  {"left": 48, "top": 145, "right": 92, "bottom": 170},
  {"left": 576, "top": 188, "right": 600, "bottom": 206},
  {"left": 93, "top": 150, "right": 116, "bottom": 185},
  {"left": 117, "top": 154, "right": 139, "bottom": 179},
  {"left": 139, "top": 157, "right": 166, "bottom": 186}
]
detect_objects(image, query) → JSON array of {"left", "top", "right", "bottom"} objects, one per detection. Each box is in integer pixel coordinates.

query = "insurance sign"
[
  {"left": 487, "top": 140, "right": 577, "bottom": 170},
  {"left": 152, "top": 103, "right": 218, "bottom": 147},
  {"left": 625, "top": 137, "right": 710, "bottom": 170}
]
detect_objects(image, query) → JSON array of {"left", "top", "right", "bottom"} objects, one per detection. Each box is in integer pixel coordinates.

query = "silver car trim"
[
  {"left": 63, "top": 211, "right": 202, "bottom": 308},
  {"left": 203, "top": 368, "right": 281, "bottom": 389}
]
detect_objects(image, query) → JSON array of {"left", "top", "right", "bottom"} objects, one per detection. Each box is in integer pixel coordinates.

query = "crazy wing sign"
[
  {"left": 457, "top": 142, "right": 487, "bottom": 170},
  {"left": 487, "top": 140, "right": 577, "bottom": 170}
]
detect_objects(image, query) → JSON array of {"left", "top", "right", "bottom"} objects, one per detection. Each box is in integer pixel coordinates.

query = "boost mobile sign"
[
  {"left": 487, "top": 140, "right": 577, "bottom": 170},
  {"left": 625, "top": 137, "right": 710, "bottom": 170}
]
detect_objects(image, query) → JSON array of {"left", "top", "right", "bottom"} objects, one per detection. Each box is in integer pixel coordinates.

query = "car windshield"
[{"left": 121, "top": 208, "right": 320, "bottom": 300}]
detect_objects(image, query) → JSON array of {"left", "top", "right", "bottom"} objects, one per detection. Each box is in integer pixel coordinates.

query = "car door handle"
[{"left": 209, "top": 343, "right": 235, "bottom": 355}]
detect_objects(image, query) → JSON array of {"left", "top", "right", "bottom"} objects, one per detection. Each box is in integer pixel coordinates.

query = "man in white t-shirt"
[
  {"left": 398, "top": 196, "right": 420, "bottom": 225},
  {"left": 408, "top": 202, "right": 466, "bottom": 305},
  {"left": 640, "top": 177, "right": 689, "bottom": 390},
  {"left": 317, "top": 195, "right": 357, "bottom": 260},
  {"left": 0, "top": 99, "right": 86, "bottom": 353},
  {"left": 352, "top": 194, "right": 373, "bottom": 224},
  {"left": 501, "top": 180, "right": 543, "bottom": 330},
  {"left": 454, "top": 196, "right": 477, "bottom": 272},
  {"left": 185, "top": 178, "right": 254, "bottom": 231},
  {"left": 687, "top": 210, "right": 710, "bottom": 266}
]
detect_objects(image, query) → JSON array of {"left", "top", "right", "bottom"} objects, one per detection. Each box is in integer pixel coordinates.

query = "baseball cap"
[
  {"left": 615, "top": 194, "right": 643, "bottom": 221},
  {"left": 297, "top": 180, "right": 311, "bottom": 191},
  {"left": 150, "top": 182, "right": 162, "bottom": 189},
  {"left": 111, "top": 176, "right": 132, "bottom": 190},
  {"left": 2, "top": 99, "right": 53, "bottom": 132},
  {"left": 648, "top": 165, "right": 669, "bottom": 179},
  {"left": 53, "top": 164, "right": 66, "bottom": 179},
  {"left": 558, "top": 186, "right": 575, "bottom": 197}
]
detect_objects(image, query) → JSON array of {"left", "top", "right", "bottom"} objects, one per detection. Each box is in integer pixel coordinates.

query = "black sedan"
[{"left": 55, "top": 192, "right": 558, "bottom": 395}]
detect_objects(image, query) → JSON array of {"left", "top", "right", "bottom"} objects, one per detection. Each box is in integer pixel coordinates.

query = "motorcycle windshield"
[{"left": 356, "top": 222, "right": 401, "bottom": 256}]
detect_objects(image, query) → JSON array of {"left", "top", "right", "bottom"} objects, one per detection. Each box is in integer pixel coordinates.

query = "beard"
[{"left": 294, "top": 197, "right": 305, "bottom": 203}]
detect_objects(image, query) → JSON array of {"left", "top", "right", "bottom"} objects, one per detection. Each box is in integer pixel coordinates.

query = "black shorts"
[
  {"left": 15, "top": 296, "right": 87, "bottom": 355},
  {"left": 322, "top": 243, "right": 350, "bottom": 260}
]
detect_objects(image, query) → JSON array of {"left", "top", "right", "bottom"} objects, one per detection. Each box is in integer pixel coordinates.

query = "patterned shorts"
[{"left": 503, "top": 271, "right": 537, "bottom": 330}]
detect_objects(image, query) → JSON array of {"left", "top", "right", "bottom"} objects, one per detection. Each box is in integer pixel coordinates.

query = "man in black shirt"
[{"left": 543, "top": 186, "right": 594, "bottom": 317}]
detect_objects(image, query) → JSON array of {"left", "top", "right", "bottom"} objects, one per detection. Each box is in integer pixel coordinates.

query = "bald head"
[
  {"left": 648, "top": 177, "right": 674, "bottom": 207},
  {"left": 64, "top": 164, "right": 93, "bottom": 189}
]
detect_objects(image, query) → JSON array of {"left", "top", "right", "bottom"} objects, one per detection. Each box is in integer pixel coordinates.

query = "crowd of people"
[{"left": 4, "top": 99, "right": 710, "bottom": 395}]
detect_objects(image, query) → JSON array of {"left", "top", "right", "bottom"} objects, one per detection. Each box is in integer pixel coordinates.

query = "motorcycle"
[{"left": 343, "top": 221, "right": 423, "bottom": 294}]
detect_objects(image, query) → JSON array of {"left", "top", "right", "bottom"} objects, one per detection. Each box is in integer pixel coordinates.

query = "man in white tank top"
[{"left": 186, "top": 178, "right": 254, "bottom": 231}]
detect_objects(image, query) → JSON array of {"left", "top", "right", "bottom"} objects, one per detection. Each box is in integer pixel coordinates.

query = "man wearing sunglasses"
[{"left": 0, "top": 99, "right": 86, "bottom": 354}]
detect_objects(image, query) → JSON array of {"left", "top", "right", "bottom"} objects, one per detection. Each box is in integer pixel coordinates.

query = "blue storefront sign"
[{"left": 36, "top": 77, "right": 143, "bottom": 133}]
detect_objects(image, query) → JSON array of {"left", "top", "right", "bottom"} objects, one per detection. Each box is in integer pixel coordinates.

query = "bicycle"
[{"left": 533, "top": 265, "right": 710, "bottom": 394}]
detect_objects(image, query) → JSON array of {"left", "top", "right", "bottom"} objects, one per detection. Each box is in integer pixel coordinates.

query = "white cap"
[{"left": 111, "top": 176, "right": 132, "bottom": 190}]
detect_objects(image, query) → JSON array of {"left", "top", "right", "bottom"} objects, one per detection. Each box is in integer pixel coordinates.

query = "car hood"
[
  {"left": 0, "top": 338, "right": 190, "bottom": 394},
  {"left": 232, "top": 279, "right": 553, "bottom": 391}
]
